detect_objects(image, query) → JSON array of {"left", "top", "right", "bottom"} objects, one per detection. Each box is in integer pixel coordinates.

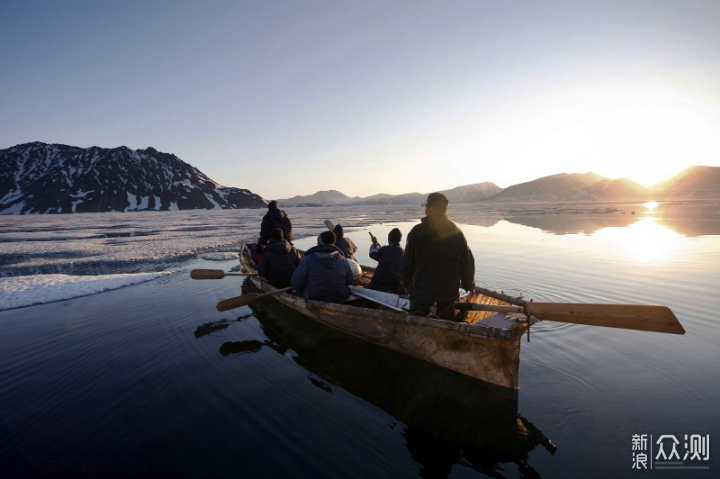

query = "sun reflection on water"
[{"left": 592, "top": 217, "right": 688, "bottom": 263}]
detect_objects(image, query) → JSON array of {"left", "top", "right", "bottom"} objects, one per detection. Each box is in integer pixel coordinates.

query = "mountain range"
[
  {"left": 278, "top": 167, "right": 720, "bottom": 206},
  {"left": 1, "top": 142, "right": 719, "bottom": 214},
  {"left": 0, "top": 142, "right": 265, "bottom": 214}
]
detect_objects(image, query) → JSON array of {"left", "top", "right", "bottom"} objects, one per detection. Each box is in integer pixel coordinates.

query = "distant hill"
[
  {"left": 0, "top": 142, "right": 266, "bottom": 214},
  {"left": 584, "top": 178, "right": 650, "bottom": 198},
  {"left": 489, "top": 172, "right": 606, "bottom": 202},
  {"left": 652, "top": 166, "right": 720, "bottom": 198},
  {"left": 440, "top": 182, "right": 503, "bottom": 203},
  {"left": 278, "top": 189, "right": 358, "bottom": 206}
]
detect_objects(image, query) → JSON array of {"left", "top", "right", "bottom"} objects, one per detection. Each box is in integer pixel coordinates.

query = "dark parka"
[
  {"left": 291, "top": 244, "right": 354, "bottom": 302},
  {"left": 257, "top": 239, "right": 300, "bottom": 288},
  {"left": 401, "top": 215, "right": 475, "bottom": 315},
  {"left": 259, "top": 208, "right": 293, "bottom": 246},
  {"left": 368, "top": 243, "right": 404, "bottom": 292}
]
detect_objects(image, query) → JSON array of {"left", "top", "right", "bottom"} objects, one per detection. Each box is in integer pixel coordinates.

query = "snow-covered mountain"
[{"left": 0, "top": 142, "right": 266, "bottom": 214}]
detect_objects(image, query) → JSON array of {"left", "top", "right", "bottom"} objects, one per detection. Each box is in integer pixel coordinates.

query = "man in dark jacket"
[
  {"left": 368, "top": 228, "right": 404, "bottom": 293},
  {"left": 332, "top": 224, "right": 357, "bottom": 260},
  {"left": 258, "top": 201, "right": 293, "bottom": 248},
  {"left": 257, "top": 228, "right": 300, "bottom": 288},
  {"left": 291, "top": 231, "right": 354, "bottom": 303},
  {"left": 401, "top": 193, "right": 475, "bottom": 320}
]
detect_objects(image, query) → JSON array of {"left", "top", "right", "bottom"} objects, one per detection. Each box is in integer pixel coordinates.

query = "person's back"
[
  {"left": 332, "top": 224, "right": 357, "bottom": 260},
  {"left": 368, "top": 228, "right": 404, "bottom": 293},
  {"left": 257, "top": 229, "right": 300, "bottom": 288},
  {"left": 259, "top": 201, "right": 293, "bottom": 247},
  {"left": 291, "top": 231, "right": 353, "bottom": 302},
  {"left": 402, "top": 193, "right": 474, "bottom": 319}
]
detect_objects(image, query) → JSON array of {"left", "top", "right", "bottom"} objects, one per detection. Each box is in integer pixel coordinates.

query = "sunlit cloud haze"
[{"left": 1, "top": 1, "right": 719, "bottom": 198}]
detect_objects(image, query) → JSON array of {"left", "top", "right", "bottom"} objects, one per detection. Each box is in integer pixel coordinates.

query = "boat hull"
[{"left": 241, "top": 243, "right": 530, "bottom": 389}]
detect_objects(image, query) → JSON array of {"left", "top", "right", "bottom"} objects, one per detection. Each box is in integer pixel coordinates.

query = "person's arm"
[
  {"left": 291, "top": 258, "right": 309, "bottom": 292},
  {"left": 459, "top": 233, "right": 475, "bottom": 291},
  {"left": 401, "top": 230, "right": 417, "bottom": 291},
  {"left": 257, "top": 252, "right": 270, "bottom": 278},
  {"left": 369, "top": 242, "right": 382, "bottom": 260}
]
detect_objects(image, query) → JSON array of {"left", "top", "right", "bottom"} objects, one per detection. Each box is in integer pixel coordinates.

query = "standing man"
[
  {"left": 401, "top": 193, "right": 475, "bottom": 320},
  {"left": 258, "top": 201, "right": 293, "bottom": 249}
]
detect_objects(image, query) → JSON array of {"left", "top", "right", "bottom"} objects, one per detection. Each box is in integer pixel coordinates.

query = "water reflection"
[
  {"left": 223, "top": 281, "right": 556, "bottom": 478},
  {"left": 454, "top": 202, "right": 720, "bottom": 238},
  {"left": 592, "top": 218, "right": 689, "bottom": 263}
]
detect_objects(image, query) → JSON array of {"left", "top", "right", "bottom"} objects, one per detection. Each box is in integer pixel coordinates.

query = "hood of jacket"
[
  {"left": 304, "top": 244, "right": 345, "bottom": 266},
  {"left": 265, "top": 239, "right": 292, "bottom": 254}
]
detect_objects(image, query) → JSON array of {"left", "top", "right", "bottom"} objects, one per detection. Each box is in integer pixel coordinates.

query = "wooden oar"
[
  {"left": 216, "top": 287, "right": 292, "bottom": 312},
  {"left": 456, "top": 287, "right": 685, "bottom": 335},
  {"left": 191, "top": 269, "right": 257, "bottom": 280},
  {"left": 324, "top": 219, "right": 335, "bottom": 231}
]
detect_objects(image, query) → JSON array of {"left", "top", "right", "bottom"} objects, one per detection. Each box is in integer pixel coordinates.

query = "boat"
[{"left": 236, "top": 242, "right": 538, "bottom": 390}]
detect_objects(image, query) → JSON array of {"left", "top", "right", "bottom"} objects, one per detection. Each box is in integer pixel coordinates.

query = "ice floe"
[{"left": 0, "top": 272, "right": 174, "bottom": 311}]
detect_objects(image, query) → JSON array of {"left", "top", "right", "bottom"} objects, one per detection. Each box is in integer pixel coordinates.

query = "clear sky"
[{"left": 2, "top": 1, "right": 719, "bottom": 199}]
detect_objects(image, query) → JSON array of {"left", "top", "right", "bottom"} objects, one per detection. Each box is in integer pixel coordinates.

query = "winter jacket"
[
  {"left": 368, "top": 243, "right": 404, "bottom": 292},
  {"left": 257, "top": 239, "right": 300, "bottom": 288},
  {"left": 259, "top": 208, "right": 293, "bottom": 246},
  {"left": 291, "top": 244, "right": 354, "bottom": 302},
  {"left": 401, "top": 215, "right": 474, "bottom": 303}
]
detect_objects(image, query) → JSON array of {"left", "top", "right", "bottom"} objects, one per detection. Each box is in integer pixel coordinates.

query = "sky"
[{"left": 2, "top": 0, "right": 719, "bottom": 199}]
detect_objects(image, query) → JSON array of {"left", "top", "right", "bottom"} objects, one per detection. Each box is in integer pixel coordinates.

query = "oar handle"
[
  {"left": 216, "top": 287, "right": 293, "bottom": 312},
  {"left": 191, "top": 269, "right": 257, "bottom": 280}
]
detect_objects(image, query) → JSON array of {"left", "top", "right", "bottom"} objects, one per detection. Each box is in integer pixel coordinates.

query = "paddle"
[
  {"left": 324, "top": 220, "right": 335, "bottom": 231},
  {"left": 191, "top": 269, "right": 257, "bottom": 280},
  {"left": 216, "top": 287, "right": 293, "bottom": 312},
  {"left": 455, "top": 287, "right": 685, "bottom": 335}
]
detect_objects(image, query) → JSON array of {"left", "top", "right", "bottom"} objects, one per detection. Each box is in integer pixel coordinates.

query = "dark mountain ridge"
[{"left": 0, "top": 142, "right": 266, "bottom": 214}]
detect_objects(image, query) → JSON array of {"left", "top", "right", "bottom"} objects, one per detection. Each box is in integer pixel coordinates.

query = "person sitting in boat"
[
  {"left": 257, "top": 201, "right": 293, "bottom": 250},
  {"left": 291, "top": 231, "right": 354, "bottom": 303},
  {"left": 367, "top": 228, "right": 404, "bottom": 293},
  {"left": 332, "top": 224, "right": 357, "bottom": 260},
  {"left": 257, "top": 228, "right": 300, "bottom": 288},
  {"left": 402, "top": 193, "right": 475, "bottom": 320}
]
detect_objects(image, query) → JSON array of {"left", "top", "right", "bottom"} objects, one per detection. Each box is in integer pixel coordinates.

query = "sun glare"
[{"left": 593, "top": 218, "right": 688, "bottom": 263}]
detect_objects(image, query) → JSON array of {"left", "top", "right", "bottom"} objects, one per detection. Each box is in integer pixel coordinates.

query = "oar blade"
[
  {"left": 216, "top": 293, "right": 259, "bottom": 312},
  {"left": 191, "top": 269, "right": 226, "bottom": 280},
  {"left": 527, "top": 303, "right": 685, "bottom": 335}
]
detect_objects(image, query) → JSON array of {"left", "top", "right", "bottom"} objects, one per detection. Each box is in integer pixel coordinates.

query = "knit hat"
[
  {"left": 318, "top": 231, "right": 336, "bottom": 245},
  {"left": 270, "top": 228, "right": 284, "bottom": 241},
  {"left": 423, "top": 192, "right": 449, "bottom": 207},
  {"left": 268, "top": 200, "right": 278, "bottom": 210},
  {"left": 333, "top": 224, "right": 344, "bottom": 237},
  {"left": 388, "top": 228, "right": 402, "bottom": 244}
]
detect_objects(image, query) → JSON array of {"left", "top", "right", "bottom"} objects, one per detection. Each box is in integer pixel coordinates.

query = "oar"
[
  {"left": 191, "top": 269, "right": 257, "bottom": 280},
  {"left": 216, "top": 287, "right": 293, "bottom": 312},
  {"left": 324, "top": 219, "right": 335, "bottom": 231},
  {"left": 456, "top": 291, "right": 685, "bottom": 335}
]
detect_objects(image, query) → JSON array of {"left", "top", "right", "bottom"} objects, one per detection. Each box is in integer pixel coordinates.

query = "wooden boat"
[{"left": 238, "top": 242, "right": 538, "bottom": 390}]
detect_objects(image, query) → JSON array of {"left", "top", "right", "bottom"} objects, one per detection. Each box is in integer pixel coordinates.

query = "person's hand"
[{"left": 369, "top": 232, "right": 378, "bottom": 245}]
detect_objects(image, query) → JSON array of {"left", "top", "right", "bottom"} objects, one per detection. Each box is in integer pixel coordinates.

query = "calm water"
[{"left": 1, "top": 202, "right": 718, "bottom": 478}]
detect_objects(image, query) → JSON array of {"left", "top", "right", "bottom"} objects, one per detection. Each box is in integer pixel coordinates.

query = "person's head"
[
  {"left": 388, "top": 228, "right": 402, "bottom": 245},
  {"left": 268, "top": 200, "right": 278, "bottom": 210},
  {"left": 318, "top": 230, "right": 336, "bottom": 246},
  {"left": 270, "top": 228, "right": 284, "bottom": 242},
  {"left": 423, "top": 192, "right": 449, "bottom": 216},
  {"left": 333, "top": 224, "right": 344, "bottom": 237}
]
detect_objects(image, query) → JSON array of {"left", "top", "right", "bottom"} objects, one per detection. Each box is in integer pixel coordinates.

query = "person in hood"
[
  {"left": 291, "top": 231, "right": 354, "bottom": 302},
  {"left": 332, "top": 224, "right": 357, "bottom": 260},
  {"left": 257, "top": 228, "right": 300, "bottom": 288},
  {"left": 402, "top": 193, "right": 475, "bottom": 320},
  {"left": 258, "top": 201, "right": 293, "bottom": 249},
  {"left": 368, "top": 228, "right": 404, "bottom": 293}
]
